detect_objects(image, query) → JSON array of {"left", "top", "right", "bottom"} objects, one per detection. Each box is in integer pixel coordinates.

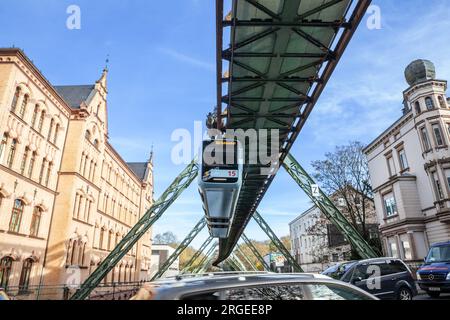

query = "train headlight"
[
  {"left": 446, "top": 273, "right": 450, "bottom": 281},
  {"left": 416, "top": 272, "right": 422, "bottom": 280}
]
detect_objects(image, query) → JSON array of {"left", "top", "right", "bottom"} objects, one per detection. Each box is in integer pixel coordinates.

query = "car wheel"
[
  {"left": 427, "top": 291, "right": 441, "bottom": 299},
  {"left": 397, "top": 287, "right": 412, "bottom": 300}
]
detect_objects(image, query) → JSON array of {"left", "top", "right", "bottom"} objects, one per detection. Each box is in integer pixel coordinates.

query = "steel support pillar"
[
  {"left": 151, "top": 217, "right": 207, "bottom": 281},
  {"left": 283, "top": 153, "right": 379, "bottom": 259},
  {"left": 253, "top": 211, "right": 303, "bottom": 272},
  {"left": 241, "top": 233, "right": 271, "bottom": 271},
  {"left": 193, "top": 242, "right": 218, "bottom": 274},
  {"left": 236, "top": 244, "right": 257, "bottom": 271},
  {"left": 182, "top": 236, "right": 213, "bottom": 273},
  {"left": 70, "top": 160, "right": 199, "bottom": 300},
  {"left": 197, "top": 247, "right": 218, "bottom": 274},
  {"left": 231, "top": 253, "right": 247, "bottom": 271}
]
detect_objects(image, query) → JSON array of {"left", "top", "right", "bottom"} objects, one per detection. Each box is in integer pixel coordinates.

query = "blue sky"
[{"left": 1, "top": 0, "right": 450, "bottom": 249}]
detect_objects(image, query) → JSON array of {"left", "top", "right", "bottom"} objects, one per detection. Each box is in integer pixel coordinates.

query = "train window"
[{"left": 202, "top": 140, "right": 239, "bottom": 183}]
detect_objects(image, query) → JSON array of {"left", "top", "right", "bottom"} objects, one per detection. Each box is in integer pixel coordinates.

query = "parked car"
[
  {"left": 136, "top": 273, "right": 378, "bottom": 300},
  {"left": 322, "top": 261, "right": 357, "bottom": 280},
  {"left": 339, "top": 258, "right": 417, "bottom": 300},
  {"left": 417, "top": 241, "right": 450, "bottom": 298}
]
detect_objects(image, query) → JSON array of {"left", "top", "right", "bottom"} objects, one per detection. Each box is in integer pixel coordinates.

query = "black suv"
[{"left": 339, "top": 258, "right": 418, "bottom": 300}]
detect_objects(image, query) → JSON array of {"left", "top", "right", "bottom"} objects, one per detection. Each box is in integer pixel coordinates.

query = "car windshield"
[{"left": 426, "top": 245, "right": 450, "bottom": 263}]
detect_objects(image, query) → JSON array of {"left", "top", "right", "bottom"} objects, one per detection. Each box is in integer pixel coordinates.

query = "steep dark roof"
[
  {"left": 54, "top": 85, "right": 95, "bottom": 109},
  {"left": 126, "top": 162, "right": 148, "bottom": 181}
]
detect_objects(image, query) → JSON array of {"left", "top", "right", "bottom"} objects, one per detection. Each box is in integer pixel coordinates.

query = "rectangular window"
[
  {"left": 445, "top": 169, "right": 450, "bottom": 191},
  {"left": 390, "top": 242, "right": 399, "bottom": 258},
  {"left": 420, "top": 127, "right": 431, "bottom": 151},
  {"left": 402, "top": 241, "right": 412, "bottom": 260},
  {"left": 387, "top": 156, "right": 396, "bottom": 177},
  {"left": 398, "top": 149, "right": 408, "bottom": 171},
  {"left": 432, "top": 171, "right": 444, "bottom": 200},
  {"left": 383, "top": 193, "right": 398, "bottom": 217},
  {"left": 432, "top": 124, "right": 445, "bottom": 146}
]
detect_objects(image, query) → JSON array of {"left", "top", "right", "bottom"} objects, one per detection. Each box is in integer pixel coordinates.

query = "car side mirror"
[{"left": 351, "top": 277, "right": 362, "bottom": 284}]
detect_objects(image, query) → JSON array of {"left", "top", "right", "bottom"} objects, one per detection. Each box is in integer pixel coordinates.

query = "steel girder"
[
  {"left": 182, "top": 236, "right": 213, "bottom": 273},
  {"left": 241, "top": 233, "right": 270, "bottom": 271},
  {"left": 193, "top": 243, "right": 218, "bottom": 274},
  {"left": 230, "top": 253, "right": 248, "bottom": 271},
  {"left": 283, "top": 153, "right": 380, "bottom": 259},
  {"left": 151, "top": 217, "right": 207, "bottom": 281},
  {"left": 216, "top": 0, "right": 373, "bottom": 264},
  {"left": 70, "top": 160, "right": 199, "bottom": 300},
  {"left": 252, "top": 211, "right": 303, "bottom": 272},
  {"left": 236, "top": 244, "right": 258, "bottom": 271}
]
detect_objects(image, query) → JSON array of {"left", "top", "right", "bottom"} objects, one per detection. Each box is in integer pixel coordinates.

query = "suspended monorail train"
[{"left": 198, "top": 139, "right": 243, "bottom": 238}]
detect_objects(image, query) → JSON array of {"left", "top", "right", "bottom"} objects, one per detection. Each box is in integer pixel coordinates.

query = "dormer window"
[{"left": 425, "top": 97, "right": 435, "bottom": 110}]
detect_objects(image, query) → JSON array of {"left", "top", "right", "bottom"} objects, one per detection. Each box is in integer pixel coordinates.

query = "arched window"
[
  {"left": 425, "top": 97, "right": 435, "bottom": 110},
  {"left": 415, "top": 101, "right": 421, "bottom": 114},
  {"left": 47, "top": 119, "right": 54, "bottom": 141},
  {"left": 53, "top": 124, "right": 60, "bottom": 144},
  {"left": 71, "top": 240, "right": 79, "bottom": 265},
  {"left": 31, "top": 105, "right": 39, "bottom": 128},
  {"left": 99, "top": 228, "right": 105, "bottom": 249},
  {"left": 30, "top": 207, "right": 43, "bottom": 237},
  {"left": 0, "top": 133, "right": 7, "bottom": 161},
  {"left": 93, "top": 139, "right": 99, "bottom": 149},
  {"left": 11, "top": 87, "right": 21, "bottom": 113},
  {"left": 438, "top": 96, "right": 447, "bottom": 108},
  {"left": 20, "top": 147, "right": 30, "bottom": 175},
  {"left": 9, "top": 199, "right": 25, "bottom": 233},
  {"left": 108, "top": 230, "right": 114, "bottom": 250},
  {"left": 38, "top": 110, "right": 45, "bottom": 133},
  {"left": 38, "top": 159, "right": 47, "bottom": 184},
  {"left": 19, "top": 258, "right": 34, "bottom": 293},
  {"left": 0, "top": 257, "right": 13, "bottom": 289},
  {"left": 85, "top": 130, "right": 91, "bottom": 141},
  {"left": 6, "top": 139, "right": 17, "bottom": 168},
  {"left": 78, "top": 242, "right": 86, "bottom": 266},
  {"left": 45, "top": 162, "right": 53, "bottom": 187},
  {"left": 19, "top": 94, "right": 29, "bottom": 118},
  {"left": 28, "top": 152, "right": 36, "bottom": 178}
]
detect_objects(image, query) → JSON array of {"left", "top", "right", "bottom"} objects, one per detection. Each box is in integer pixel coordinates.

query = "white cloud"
[{"left": 157, "top": 47, "right": 215, "bottom": 72}]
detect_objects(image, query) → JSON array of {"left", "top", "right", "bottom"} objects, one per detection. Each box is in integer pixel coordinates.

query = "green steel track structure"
[
  {"left": 70, "top": 160, "right": 199, "bottom": 300},
  {"left": 193, "top": 242, "right": 218, "bottom": 274},
  {"left": 241, "top": 233, "right": 271, "bottom": 271},
  {"left": 151, "top": 217, "right": 207, "bottom": 281},
  {"left": 216, "top": 0, "right": 373, "bottom": 264},
  {"left": 236, "top": 244, "right": 258, "bottom": 271},
  {"left": 182, "top": 236, "right": 213, "bottom": 273},
  {"left": 283, "top": 153, "right": 380, "bottom": 259},
  {"left": 252, "top": 211, "right": 303, "bottom": 272}
]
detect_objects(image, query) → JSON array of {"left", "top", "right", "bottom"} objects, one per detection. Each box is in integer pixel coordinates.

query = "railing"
[{"left": 3, "top": 281, "right": 145, "bottom": 300}]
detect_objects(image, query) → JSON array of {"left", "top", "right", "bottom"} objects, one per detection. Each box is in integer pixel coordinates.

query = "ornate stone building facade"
[
  {"left": 364, "top": 60, "right": 450, "bottom": 263},
  {"left": 0, "top": 48, "right": 154, "bottom": 298}
]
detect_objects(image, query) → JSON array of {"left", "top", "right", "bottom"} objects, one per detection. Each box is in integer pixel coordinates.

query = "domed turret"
[{"left": 405, "top": 59, "right": 436, "bottom": 86}]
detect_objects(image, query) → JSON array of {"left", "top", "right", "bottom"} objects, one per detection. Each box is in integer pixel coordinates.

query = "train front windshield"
[{"left": 202, "top": 140, "right": 239, "bottom": 183}]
